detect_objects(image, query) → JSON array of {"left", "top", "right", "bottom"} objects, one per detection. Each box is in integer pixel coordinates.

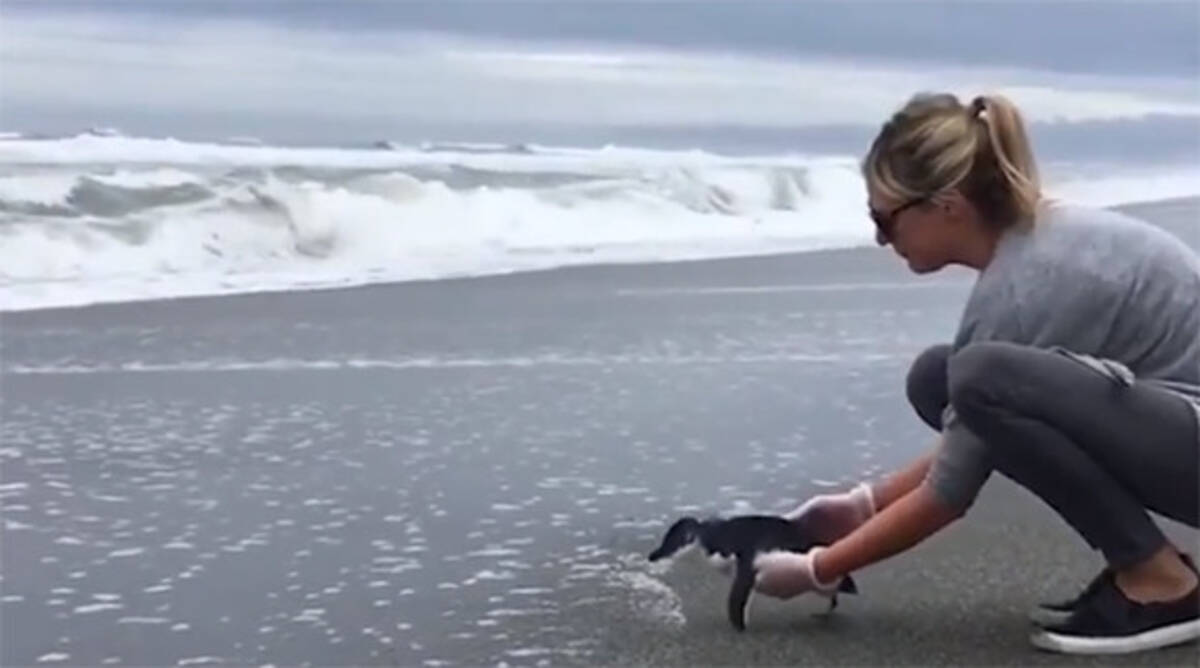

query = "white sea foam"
[
  {"left": 3, "top": 351, "right": 907, "bottom": 376},
  {"left": 0, "top": 145, "right": 873, "bottom": 310},
  {"left": 0, "top": 137, "right": 1194, "bottom": 311},
  {"left": 178, "top": 657, "right": 223, "bottom": 666},
  {"left": 1048, "top": 163, "right": 1200, "bottom": 208},
  {"left": 74, "top": 603, "right": 123, "bottom": 614},
  {"left": 609, "top": 569, "right": 687, "bottom": 628}
]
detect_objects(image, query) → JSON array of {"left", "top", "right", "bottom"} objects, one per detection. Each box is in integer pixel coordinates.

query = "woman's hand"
[
  {"left": 763, "top": 480, "right": 964, "bottom": 601},
  {"left": 752, "top": 547, "right": 842, "bottom": 600},
  {"left": 784, "top": 482, "right": 876, "bottom": 544},
  {"left": 816, "top": 481, "right": 964, "bottom": 583}
]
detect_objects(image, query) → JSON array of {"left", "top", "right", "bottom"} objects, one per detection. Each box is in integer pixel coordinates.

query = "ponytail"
[{"left": 971, "top": 95, "right": 1040, "bottom": 224}]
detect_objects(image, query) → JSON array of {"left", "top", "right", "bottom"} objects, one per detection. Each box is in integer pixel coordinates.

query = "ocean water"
[
  {"left": 0, "top": 235, "right": 972, "bottom": 667},
  {"left": 1, "top": 138, "right": 1198, "bottom": 312}
]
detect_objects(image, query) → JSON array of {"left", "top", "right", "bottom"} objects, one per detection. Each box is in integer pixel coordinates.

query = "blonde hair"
[{"left": 862, "top": 92, "right": 1041, "bottom": 229}]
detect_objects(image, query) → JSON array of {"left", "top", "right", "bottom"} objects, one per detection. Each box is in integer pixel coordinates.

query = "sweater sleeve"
[{"left": 925, "top": 404, "right": 993, "bottom": 510}]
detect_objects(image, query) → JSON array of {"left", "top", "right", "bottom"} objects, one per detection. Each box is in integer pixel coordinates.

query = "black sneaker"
[
  {"left": 1029, "top": 567, "right": 1111, "bottom": 627},
  {"left": 1030, "top": 552, "right": 1197, "bottom": 628},
  {"left": 1030, "top": 572, "right": 1200, "bottom": 654}
]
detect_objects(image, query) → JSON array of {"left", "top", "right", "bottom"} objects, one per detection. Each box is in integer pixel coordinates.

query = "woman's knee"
[
  {"left": 947, "top": 341, "right": 1025, "bottom": 421},
  {"left": 907, "top": 344, "right": 951, "bottom": 429}
]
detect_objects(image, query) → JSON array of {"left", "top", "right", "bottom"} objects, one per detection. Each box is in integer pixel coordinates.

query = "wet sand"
[{"left": 2, "top": 197, "right": 1197, "bottom": 666}]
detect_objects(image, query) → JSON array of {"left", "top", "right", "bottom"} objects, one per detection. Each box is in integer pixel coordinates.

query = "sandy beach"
[{"left": 2, "top": 197, "right": 1197, "bottom": 667}]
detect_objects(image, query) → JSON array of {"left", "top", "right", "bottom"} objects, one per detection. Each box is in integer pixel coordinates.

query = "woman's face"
[{"left": 867, "top": 187, "right": 961, "bottom": 274}]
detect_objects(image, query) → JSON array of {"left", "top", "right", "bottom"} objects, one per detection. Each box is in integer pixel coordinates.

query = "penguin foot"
[{"left": 811, "top": 594, "right": 839, "bottom": 618}]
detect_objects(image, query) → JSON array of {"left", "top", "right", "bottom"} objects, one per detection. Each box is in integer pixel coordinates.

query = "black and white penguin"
[{"left": 647, "top": 514, "right": 859, "bottom": 631}]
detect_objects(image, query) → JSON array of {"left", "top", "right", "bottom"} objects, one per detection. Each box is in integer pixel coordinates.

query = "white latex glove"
[
  {"left": 752, "top": 547, "right": 843, "bottom": 600},
  {"left": 784, "top": 482, "right": 876, "bottom": 544}
]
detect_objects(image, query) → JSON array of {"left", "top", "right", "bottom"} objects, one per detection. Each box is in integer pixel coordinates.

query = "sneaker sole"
[{"left": 1030, "top": 618, "right": 1200, "bottom": 655}]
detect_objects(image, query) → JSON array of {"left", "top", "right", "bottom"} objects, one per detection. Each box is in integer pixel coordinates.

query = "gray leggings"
[{"left": 908, "top": 342, "right": 1199, "bottom": 568}]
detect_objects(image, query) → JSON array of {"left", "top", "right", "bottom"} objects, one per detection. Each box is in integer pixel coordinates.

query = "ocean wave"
[
  {"left": 0, "top": 145, "right": 873, "bottom": 310},
  {"left": 0, "top": 137, "right": 1196, "bottom": 311}
]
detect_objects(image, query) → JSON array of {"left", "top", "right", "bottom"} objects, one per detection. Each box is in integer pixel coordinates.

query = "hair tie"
[{"left": 970, "top": 96, "right": 987, "bottom": 119}]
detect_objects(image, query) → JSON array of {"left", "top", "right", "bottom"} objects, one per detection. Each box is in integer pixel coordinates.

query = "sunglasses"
[{"left": 869, "top": 196, "right": 927, "bottom": 243}]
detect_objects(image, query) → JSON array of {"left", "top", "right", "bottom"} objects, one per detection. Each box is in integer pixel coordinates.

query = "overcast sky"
[{"left": 2, "top": 1, "right": 1198, "bottom": 146}]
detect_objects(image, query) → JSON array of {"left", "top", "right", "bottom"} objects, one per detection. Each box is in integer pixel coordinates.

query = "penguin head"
[{"left": 647, "top": 516, "right": 702, "bottom": 561}]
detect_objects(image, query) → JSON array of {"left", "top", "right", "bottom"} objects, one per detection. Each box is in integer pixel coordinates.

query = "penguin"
[{"left": 647, "top": 514, "right": 858, "bottom": 631}]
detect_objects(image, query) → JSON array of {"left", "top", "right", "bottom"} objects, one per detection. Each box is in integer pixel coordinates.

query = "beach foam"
[{"left": 1, "top": 137, "right": 1195, "bottom": 311}]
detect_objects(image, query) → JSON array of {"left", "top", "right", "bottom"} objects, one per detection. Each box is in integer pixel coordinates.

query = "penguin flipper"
[{"left": 726, "top": 556, "right": 755, "bottom": 632}]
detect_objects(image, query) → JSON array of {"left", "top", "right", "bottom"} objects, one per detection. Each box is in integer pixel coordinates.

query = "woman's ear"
[{"left": 937, "top": 190, "right": 974, "bottom": 225}]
